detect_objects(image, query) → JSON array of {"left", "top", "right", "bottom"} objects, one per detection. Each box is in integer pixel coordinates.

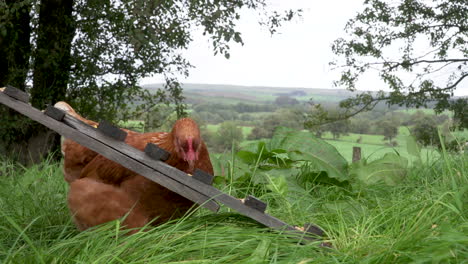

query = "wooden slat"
[{"left": 0, "top": 92, "right": 219, "bottom": 212}]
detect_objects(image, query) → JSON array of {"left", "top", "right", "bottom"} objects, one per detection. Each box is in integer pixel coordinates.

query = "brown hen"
[{"left": 55, "top": 102, "right": 213, "bottom": 232}]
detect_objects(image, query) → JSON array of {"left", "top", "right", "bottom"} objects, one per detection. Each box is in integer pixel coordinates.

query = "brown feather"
[{"left": 58, "top": 102, "right": 213, "bottom": 232}]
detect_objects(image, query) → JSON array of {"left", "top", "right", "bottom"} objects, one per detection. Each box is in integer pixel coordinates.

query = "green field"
[
  {"left": 206, "top": 124, "right": 254, "bottom": 138},
  {"left": 324, "top": 139, "right": 439, "bottom": 163},
  {"left": 214, "top": 125, "right": 443, "bottom": 163}
]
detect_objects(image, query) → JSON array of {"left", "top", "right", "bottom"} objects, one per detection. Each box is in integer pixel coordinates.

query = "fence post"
[{"left": 352, "top": 146, "right": 361, "bottom": 163}]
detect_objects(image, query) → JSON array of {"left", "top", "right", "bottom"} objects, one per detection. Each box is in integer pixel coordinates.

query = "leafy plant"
[
  {"left": 269, "top": 127, "right": 349, "bottom": 182},
  {"left": 349, "top": 152, "right": 408, "bottom": 187}
]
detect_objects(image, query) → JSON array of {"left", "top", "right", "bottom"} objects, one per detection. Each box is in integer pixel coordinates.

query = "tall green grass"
[{"left": 0, "top": 152, "right": 466, "bottom": 263}]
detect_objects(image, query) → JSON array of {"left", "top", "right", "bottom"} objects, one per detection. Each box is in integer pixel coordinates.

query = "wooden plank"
[
  {"left": 243, "top": 195, "right": 267, "bottom": 213},
  {"left": 0, "top": 92, "right": 219, "bottom": 212}
]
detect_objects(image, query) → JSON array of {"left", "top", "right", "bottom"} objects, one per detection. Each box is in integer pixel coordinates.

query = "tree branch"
[
  {"left": 388, "top": 58, "right": 468, "bottom": 71},
  {"left": 441, "top": 72, "right": 468, "bottom": 91}
]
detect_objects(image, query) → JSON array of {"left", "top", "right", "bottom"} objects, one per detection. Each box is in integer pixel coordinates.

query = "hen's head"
[{"left": 171, "top": 118, "right": 202, "bottom": 170}]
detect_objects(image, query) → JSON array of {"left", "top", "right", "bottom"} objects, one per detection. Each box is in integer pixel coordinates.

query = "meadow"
[{"left": 0, "top": 137, "right": 466, "bottom": 263}]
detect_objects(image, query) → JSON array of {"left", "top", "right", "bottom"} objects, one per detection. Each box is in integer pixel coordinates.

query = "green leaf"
[
  {"left": 350, "top": 153, "right": 408, "bottom": 186},
  {"left": 406, "top": 135, "right": 423, "bottom": 165},
  {"left": 269, "top": 127, "right": 349, "bottom": 182},
  {"left": 245, "top": 240, "right": 270, "bottom": 263},
  {"left": 406, "top": 135, "right": 421, "bottom": 157},
  {"left": 265, "top": 174, "right": 288, "bottom": 196},
  {"left": 236, "top": 150, "right": 257, "bottom": 164}
]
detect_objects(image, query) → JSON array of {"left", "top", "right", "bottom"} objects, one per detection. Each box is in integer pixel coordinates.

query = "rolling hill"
[{"left": 142, "top": 83, "right": 358, "bottom": 104}]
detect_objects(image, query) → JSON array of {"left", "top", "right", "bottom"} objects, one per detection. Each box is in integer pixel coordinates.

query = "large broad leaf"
[
  {"left": 350, "top": 153, "right": 408, "bottom": 186},
  {"left": 268, "top": 127, "right": 349, "bottom": 182},
  {"left": 406, "top": 135, "right": 423, "bottom": 165}
]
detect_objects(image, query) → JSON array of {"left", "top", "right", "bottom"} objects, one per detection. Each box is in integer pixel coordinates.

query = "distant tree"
[
  {"left": 197, "top": 111, "right": 224, "bottom": 124},
  {"left": 217, "top": 109, "right": 239, "bottom": 121},
  {"left": 304, "top": 106, "right": 350, "bottom": 139},
  {"left": 274, "top": 95, "right": 299, "bottom": 106},
  {"left": 307, "top": 124, "right": 327, "bottom": 138},
  {"left": 329, "top": 0, "right": 468, "bottom": 129},
  {"left": 325, "top": 119, "right": 350, "bottom": 140},
  {"left": 248, "top": 127, "right": 271, "bottom": 140},
  {"left": 208, "top": 121, "right": 244, "bottom": 152},
  {"left": 411, "top": 116, "right": 439, "bottom": 147},
  {"left": 381, "top": 120, "right": 399, "bottom": 143},
  {"left": 349, "top": 117, "right": 372, "bottom": 134}
]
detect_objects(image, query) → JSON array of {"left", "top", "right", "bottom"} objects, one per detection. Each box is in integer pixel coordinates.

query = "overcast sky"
[{"left": 140, "top": 0, "right": 468, "bottom": 96}]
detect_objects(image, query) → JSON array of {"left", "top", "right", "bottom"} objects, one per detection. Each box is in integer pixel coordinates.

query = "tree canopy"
[
  {"left": 0, "top": 0, "right": 299, "bottom": 163},
  {"left": 330, "top": 0, "right": 467, "bottom": 129}
]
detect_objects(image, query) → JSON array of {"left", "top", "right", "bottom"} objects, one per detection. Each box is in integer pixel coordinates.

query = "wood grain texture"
[
  {"left": 244, "top": 195, "right": 267, "bottom": 213},
  {"left": 4, "top": 85, "right": 29, "bottom": 102}
]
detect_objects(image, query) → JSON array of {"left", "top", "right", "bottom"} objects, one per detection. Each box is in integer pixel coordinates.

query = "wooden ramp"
[{"left": 0, "top": 85, "right": 325, "bottom": 243}]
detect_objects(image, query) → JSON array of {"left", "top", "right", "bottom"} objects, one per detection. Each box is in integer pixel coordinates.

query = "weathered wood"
[
  {"left": 352, "top": 146, "right": 361, "bottom": 163},
  {"left": 44, "top": 105, "right": 65, "bottom": 121},
  {"left": 192, "top": 169, "right": 214, "bottom": 185},
  {"left": 4, "top": 85, "right": 29, "bottom": 103},
  {"left": 97, "top": 120, "right": 127, "bottom": 141},
  {"left": 244, "top": 195, "right": 267, "bottom": 213},
  {"left": 304, "top": 223, "right": 324, "bottom": 237},
  {"left": 0, "top": 92, "right": 219, "bottom": 212},
  {"left": 0, "top": 91, "right": 325, "bottom": 240},
  {"left": 145, "top": 143, "right": 170, "bottom": 161}
]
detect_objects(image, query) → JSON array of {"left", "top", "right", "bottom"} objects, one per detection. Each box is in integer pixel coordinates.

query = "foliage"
[
  {"left": 205, "top": 121, "right": 244, "bottom": 153},
  {"left": 224, "top": 127, "right": 350, "bottom": 198},
  {"left": 331, "top": 0, "right": 468, "bottom": 129},
  {"left": 411, "top": 116, "right": 440, "bottom": 146},
  {"left": 274, "top": 95, "right": 299, "bottom": 106},
  {"left": 67, "top": 0, "right": 297, "bottom": 122},
  {"left": 381, "top": 120, "right": 399, "bottom": 143},
  {"left": 249, "top": 108, "right": 305, "bottom": 140},
  {"left": 247, "top": 126, "right": 271, "bottom": 140},
  {"left": 0, "top": 0, "right": 300, "bottom": 163},
  {"left": 304, "top": 108, "right": 350, "bottom": 140},
  {"left": 349, "top": 152, "right": 408, "bottom": 187}
]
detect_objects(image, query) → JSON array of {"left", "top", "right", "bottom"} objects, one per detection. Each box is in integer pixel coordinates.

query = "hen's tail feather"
[
  {"left": 54, "top": 101, "right": 98, "bottom": 127},
  {"left": 68, "top": 178, "right": 149, "bottom": 232}
]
